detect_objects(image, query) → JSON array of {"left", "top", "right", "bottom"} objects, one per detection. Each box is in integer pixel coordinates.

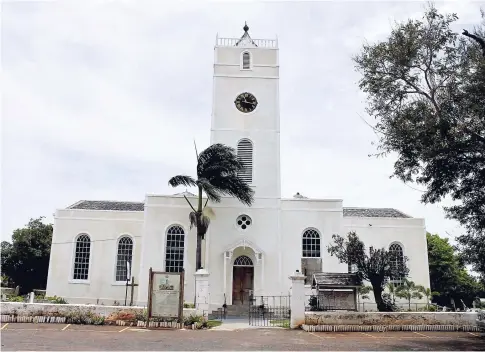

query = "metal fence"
[
  {"left": 305, "top": 294, "right": 357, "bottom": 311},
  {"left": 358, "top": 302, "right": 439, "bottom": 312},
  {"left": 249, "top": 295, "right": 290, "bottom": 327}
]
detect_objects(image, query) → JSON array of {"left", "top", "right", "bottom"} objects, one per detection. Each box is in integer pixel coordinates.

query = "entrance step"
[{"left": 208, "top": 305, "right": 250, "bottom": 319}]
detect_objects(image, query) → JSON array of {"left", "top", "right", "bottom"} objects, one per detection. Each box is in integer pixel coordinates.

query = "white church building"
[{"left": 46, "top": 25, "right": 430, "bottom": 310}]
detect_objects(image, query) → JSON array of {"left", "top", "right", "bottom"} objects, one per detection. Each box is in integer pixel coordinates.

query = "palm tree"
[
  {"left": 418, "top": 287, "right": 440, "bottom": 311},
  {"left": 358, "top": 285, "right": 373, "bottom": 300},
  {"left": 395, "top": 279, "right": 423, "bottom": 311},
  {"left": 386, "top": 282, "right": 397, "bottom": 305},
  {"left": 168, "top": 143, "right": 254, "bottom": 271}
]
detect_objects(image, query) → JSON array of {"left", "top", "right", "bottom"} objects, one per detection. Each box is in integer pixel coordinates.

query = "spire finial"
[{"left": 243, "top": 21, "right": 249, "bottom": 33}]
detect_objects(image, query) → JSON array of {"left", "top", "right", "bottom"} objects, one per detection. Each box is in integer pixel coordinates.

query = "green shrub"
[
  {"left": 67, "top": 310, "right": 104, "bottom": 325},
  {"left": 183, "top": 314, "right": 204, "bottom": 326},
  {"left": 183, "top": 302, "right": 195, "bottom": 308},
  {"left": 7, "top": 295, "right": 24, "bottom": 302},
  {"left": 45, "top": 296, "right": 68, "bottom": 304},
  {"left": 135, "top": 309, "right": 148, "bottom": 322}
]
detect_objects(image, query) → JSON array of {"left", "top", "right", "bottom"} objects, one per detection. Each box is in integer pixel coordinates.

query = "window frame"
[
  {"left": 237, "top": 138, "right": 254, "bottom": 184},
  {"left": 240, "top": 51, "right": 252, "bottom": 70},
  {"left": 69, "top": 233, "right": 92, "bottom": 284},
  {"left": 301, "top": 227, "right": 322, "bottom": 258},
  {"left": 113, "top": 234, "right": 135, "bottom": 284},
  {"left": 164, "top": 224, "right": 186, "bottom": 273},
  {"left": 388, "top": 242, "right": 405, "bottom": 286}
]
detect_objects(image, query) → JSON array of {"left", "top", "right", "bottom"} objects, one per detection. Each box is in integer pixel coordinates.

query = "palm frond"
[
  {"left": 203, "top": 206, "right": 216, "bottom": 220},
  {"left": 168, "top": 175, "right": 197, "bottom": 188},
  {"left": 189, "top": 212, "right": 197, "bottom": 230},
  {"left": 198, "top": 178, "right": 222, "bottom": 203},
  {"left": 207, "top": 174, "right": 254, "bottom": 206},
  {"left": 197, "top": 144, "right": 243, "bottom": 178},
  {"left": 198, "top": 215, "right": 211, "bottom": 239}
]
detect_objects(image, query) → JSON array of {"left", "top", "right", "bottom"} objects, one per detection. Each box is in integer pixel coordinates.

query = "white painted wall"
[
  {"left": 211, "top": 42, "right": 280, "bottom": 200},
  {"left": 136, "top": 194, "right": 198, "bottom": 306},
  {"left": 344, "top": 216, "right": 430, "bottom": 306},
  {"left": 46, "top": 209, "right": 143, "bottom": 304},
  {"left": 46, "top": 30, "right": 431, "bottom": 311}
]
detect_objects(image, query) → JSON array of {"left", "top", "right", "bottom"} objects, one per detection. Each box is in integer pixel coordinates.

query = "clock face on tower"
[{"left": 234, "top": 92, "right": 258, "bottom": 113}]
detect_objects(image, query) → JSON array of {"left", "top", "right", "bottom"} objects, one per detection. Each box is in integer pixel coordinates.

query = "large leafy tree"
[
  {"left": 327, "top": 232, "right": 409, "bottom": 311},
  {"left": 169, "top": 143, "right": 254, "bottom": 271},
  {"left": 1, "top": 217, "right": 53, "bottom": 294},
  {"left": 354, "top": 5, "right": 485, "bottom": 280},
  {"left": 427, "top": 232, "right": 483, "bottom": 307}
]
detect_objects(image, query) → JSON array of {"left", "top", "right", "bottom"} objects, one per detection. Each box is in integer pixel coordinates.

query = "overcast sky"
[{"left": 1, "top": 1, "right": 483, "bottom": 242}]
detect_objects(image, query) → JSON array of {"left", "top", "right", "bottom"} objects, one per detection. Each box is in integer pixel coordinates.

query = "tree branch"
[{"left": 463, "top": 29, "right": 485, "bottom": 57}]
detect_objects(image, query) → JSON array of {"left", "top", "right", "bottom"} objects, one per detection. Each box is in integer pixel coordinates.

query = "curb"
[{"left": 301, "top": 324, "right": 482, "bottom": 332}]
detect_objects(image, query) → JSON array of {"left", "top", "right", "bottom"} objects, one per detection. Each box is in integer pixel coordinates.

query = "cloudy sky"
[{"left": 1, "top": 0, "right": 483, "bottom": 242}]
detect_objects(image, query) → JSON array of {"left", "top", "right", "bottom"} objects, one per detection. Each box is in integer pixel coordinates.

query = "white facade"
[{"left": 46, "top": 26, "right": 430, "bottom": 309}]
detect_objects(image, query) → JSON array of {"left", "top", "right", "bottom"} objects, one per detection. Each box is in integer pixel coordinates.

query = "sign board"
[{"left": 147, "top": 268, "right": 184, "bottom": 321}]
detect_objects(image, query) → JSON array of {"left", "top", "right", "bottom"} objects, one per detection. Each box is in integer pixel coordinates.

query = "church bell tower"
[{"left": 210, "top": 23, "right": 281, "bottom": 200}]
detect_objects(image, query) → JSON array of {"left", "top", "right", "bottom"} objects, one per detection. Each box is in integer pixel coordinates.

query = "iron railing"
[
  {"left": 305, "top": 294, "right": 357, "bottom": 312},
  {"left": 249, "top": 295, "right": 290, "bottom": 327}
]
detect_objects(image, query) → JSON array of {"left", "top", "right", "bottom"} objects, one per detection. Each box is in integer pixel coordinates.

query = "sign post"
[{"left": 147, "top": 268, "right": 185, "bottom": 324}]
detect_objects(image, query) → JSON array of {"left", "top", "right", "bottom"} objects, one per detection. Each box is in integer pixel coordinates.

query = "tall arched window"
[
  {"left": 73, "top": 234, "right": 91, "bottom": 280},
  {"left": 237, "top": 138, "right": 253, "bottom": 184},
  {"left": 242, "top": 52, "right": 251, "bottom": 69},
  {"left": 389, "top": 243, "right": 404, "bottom": 286},
  {"left": 115, "top": 236, "right": 133, "bottom": 281},
  {"left": 165, "top": 225, "right": 185, "bottom": 273},
  {"left": 302, "top": 228, "right": 321, "bottom": 258}
]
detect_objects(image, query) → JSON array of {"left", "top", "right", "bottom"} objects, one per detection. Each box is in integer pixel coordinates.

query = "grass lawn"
[
  {"left": 206, "top": 320, "right": 222, "bottom": 328},
  {"left": 270, "top": 319, "right": 290, "bottom": 328}
]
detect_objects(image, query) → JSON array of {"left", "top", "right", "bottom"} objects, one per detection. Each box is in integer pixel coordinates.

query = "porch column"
[
  {"left": 223, "top": 251, "right": 232, "bottom": 304},
  {"left": 289, "top": 270, "right": 306, "bottom": 329},
  {"left": 194, "top": 269, "right": 210, "bottom": 317}
]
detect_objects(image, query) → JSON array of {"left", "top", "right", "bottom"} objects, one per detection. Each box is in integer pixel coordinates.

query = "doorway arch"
[{"left": 232, "top": 255, "right": 254, "bottom": 305}]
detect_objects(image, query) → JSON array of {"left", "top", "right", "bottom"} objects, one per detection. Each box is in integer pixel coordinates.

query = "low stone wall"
[
  {"left": 305, "top": 311, "right": 478, "bottom": 326},
  {"left": 1, "top": 302, "right": 197, "bottom": 318}
]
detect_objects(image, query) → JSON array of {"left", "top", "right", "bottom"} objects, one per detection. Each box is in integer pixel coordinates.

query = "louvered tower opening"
[
  {"left": 242, "top": 52, "right": 251, "bottom": 69},
  {"left": 237, "top": 139, "right": 253, "bottom": 184}
]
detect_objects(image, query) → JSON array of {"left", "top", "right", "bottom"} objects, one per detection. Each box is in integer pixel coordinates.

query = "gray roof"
[
  {"left": 343, "top": 207, "right": 410, "bottom": 218},
  {"left": 66, "top": 201, "right": 410, "bottom": 218},
  {"left": 313, "top": 272, "right": 361, "bottom": 287},
  {"left": 174, "top": 191, "right": 196, "bottom": 197},
  {"left": 67, "top": 200, "right": 144, "bottom": 211}
]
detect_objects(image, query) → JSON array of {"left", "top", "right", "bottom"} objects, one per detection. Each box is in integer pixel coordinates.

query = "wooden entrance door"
[{"left": 232, "top": 266, "right": 254, "bottom": 305}]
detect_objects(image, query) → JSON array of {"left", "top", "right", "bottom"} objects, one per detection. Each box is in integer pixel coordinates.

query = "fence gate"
[{"left": 248, "top": 295, "right": 290, "bottom": 327}]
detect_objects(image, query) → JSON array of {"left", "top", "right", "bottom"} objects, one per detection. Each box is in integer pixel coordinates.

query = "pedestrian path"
[{"left": 210, "top": 319, "right": 258, "bottom": 331}]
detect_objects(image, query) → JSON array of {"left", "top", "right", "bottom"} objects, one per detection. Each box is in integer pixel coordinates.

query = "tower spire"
[
  {"left": 243, "top": 21, "right": 249, "bottom": 33},
  {"left": 236, "top": 21, "right": 257, "bottom": 47}
]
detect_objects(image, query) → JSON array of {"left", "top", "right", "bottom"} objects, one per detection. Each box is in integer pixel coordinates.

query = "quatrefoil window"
[{"left": 236, "top": 215, "right": 252, "bottom": 230}]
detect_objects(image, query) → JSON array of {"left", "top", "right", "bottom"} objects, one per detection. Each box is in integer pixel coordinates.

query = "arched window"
[
  {"left": 348, "top": 262, "right": 358, "bottom": 273},
  {"left": 302, "top": 228, "right": 321, "bottom": 258},
  {"left": 242, "top": 52, "right": 251, "bottom": 69},
  {"left": 389, "top": 243, "right": 404, "bottom": 286},
  {"left": 165, "top": 225, "right": 185, "bottom": 273},
  {"left": 73, "top": 234, "right": 91, "bottom": 280},
  {"left": 115, "top": 236, "right": 133, "bottom": 281},
  {"left": 233, "top": 255, "right": 253, "bottom": 266},
  {"left": 237, "top": 138, "right": 253, "bottom": 184}
]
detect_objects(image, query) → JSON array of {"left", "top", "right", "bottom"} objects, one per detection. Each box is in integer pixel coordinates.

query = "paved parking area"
[{"left": 1, "top": 323, "right": 484, "bottom": 351}]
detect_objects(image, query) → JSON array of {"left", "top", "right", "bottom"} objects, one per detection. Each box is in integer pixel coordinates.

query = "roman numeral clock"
[{"left": 235, "top": 92, "right": 258, "bottom": 113}]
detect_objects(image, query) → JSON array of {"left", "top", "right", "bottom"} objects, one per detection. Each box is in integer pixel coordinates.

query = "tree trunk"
[
  {"left": 195, "top": 214, "right": 203, "bottom": 271},
  {"left": 195, "top": 186, "right": 204, "bottom": 271},
  {"left": 371, "top": 284, "right": 387, "bottom": 312}
]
